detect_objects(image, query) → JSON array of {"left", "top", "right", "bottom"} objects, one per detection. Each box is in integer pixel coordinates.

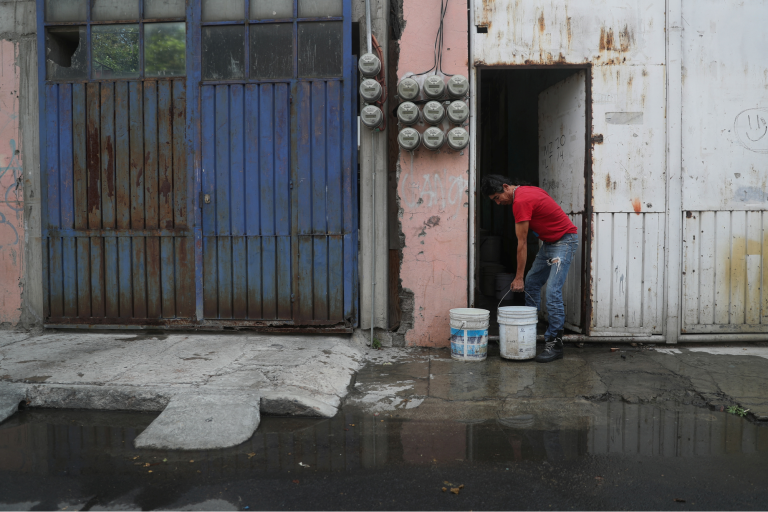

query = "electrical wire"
[{"left": 411, "top": 0, "right": 452, "bottom": 77}]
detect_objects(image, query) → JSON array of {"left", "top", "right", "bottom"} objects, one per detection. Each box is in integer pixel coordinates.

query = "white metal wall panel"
[
  {"left": 564, "top": 213, "right": 583, "bottom": 331},
  {"left": 680, "top": 0, "right": 768, "bottom": 211},
  {"left": 591, "top": 65, "right": 667, "bottom": 213},
  {"left": 473, "top": 0, "right": 665, "bottom": 66},
  {"left": 538, "top": 71, "right": 586, "bottom": 215},
  {"left": 591, "top": 212, "right": 664, "bottom": 335},
  {"left": 683, "top": 211, "right": 767, "bottom": 333}
]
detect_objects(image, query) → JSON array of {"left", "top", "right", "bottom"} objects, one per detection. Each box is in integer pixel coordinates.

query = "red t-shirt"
[{"left": 512, "top": 186, "right": 578, "bottom": 243}]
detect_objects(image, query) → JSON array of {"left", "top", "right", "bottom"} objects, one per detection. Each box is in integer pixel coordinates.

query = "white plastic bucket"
[
  {"left": 494, "top": 273, "right": 514, "bottom": 300},
  {"left": 449, "top": 308, "right": 490, "bottom": 361},
  {"left": 498, "top": 306, "right": 538, "bottom": 360}
]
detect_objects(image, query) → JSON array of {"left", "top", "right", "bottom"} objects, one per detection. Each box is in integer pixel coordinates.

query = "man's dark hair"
[{"left": 481, "top": 175, "right": 533, "bottom": 196}]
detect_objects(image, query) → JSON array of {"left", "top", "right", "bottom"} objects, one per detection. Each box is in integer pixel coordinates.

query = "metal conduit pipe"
[{"left": 365, "top": 0, "right": 372, "bottom": 54}]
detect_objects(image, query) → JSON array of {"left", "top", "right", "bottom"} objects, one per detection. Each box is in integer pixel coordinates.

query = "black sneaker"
[{"left": 535, "top": 331, "right": 564, "bottom": 363}]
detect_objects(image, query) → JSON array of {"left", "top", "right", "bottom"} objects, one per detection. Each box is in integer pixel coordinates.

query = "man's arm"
[{"left": 511, "top": 221, "right": 529, "bottom": 292}]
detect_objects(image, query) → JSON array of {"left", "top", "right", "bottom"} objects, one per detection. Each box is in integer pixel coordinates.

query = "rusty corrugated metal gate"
[{"left": 38, "top": 0, "right": 358, "bottom": 329}]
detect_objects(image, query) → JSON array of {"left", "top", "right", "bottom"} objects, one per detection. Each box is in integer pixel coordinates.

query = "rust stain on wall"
[
  {"left": 538, "top": 11, "right": 545, "bottom": 33},
  {"left": 599, "top": 25, "right": 634, "bottom": 53},
  {"left": 631, "top": 198, "right": 642, "bottom": 214}
]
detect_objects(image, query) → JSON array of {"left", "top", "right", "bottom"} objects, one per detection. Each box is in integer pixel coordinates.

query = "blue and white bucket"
[{"left": 449, "top": 308, "right": 490, "bottom": 361}]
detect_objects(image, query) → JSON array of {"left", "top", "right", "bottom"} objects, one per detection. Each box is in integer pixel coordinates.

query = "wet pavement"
[{"left": 2, "top": 342, "right": 768, "bottom": 510}]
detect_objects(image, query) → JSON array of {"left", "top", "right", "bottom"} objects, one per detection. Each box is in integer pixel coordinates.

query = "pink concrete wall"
[
  {"left": 0, "top": 40, "right": 24, "bottom": 326},
  {"left": 397, "top": 0, "right": 469, "bottom": 347}
]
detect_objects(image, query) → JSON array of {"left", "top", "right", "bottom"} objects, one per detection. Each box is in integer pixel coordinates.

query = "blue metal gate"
[
  {"left": 37, "top": 0, "right": 358, "bottom": 328},
  {"left": 196, "top": 0, "right": 358, "bottom": 327}
]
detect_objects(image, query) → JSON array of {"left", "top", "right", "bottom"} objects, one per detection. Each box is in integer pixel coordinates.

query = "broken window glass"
[
  {"left": 250, "top": 23, "right": 292, "bottom": 79},
  {"left": 92, "top": 24, "right": 140, "bottom": 79},
  {"left": 145, "top": 22, "right": 186, "bottom": 76},
  {"left": 202, "top": 25, "right": 244, "bottom": 80},
  {"left": 46, "top": 26, "right": 88, "bottom": 80},
  {"left": 298, "top": 0, "right": 342, "bottom": 17},
  {"left": 91, "top": 0, "right": 139, "bottom": 21},
  {"left": 250, "top": 0, "right": 293, "bottom": 19},
  {"left": 202, "top": 0, "right": 245, "bottom": 21},
  {"left": 298, "top": 22, "right": 342, "bottom": 77},
  {"left": 144, "top": 0, "right": 186, "bottom": 19},
  {"left": 45, "top": 0, "right": 86, "bottom": 22}
]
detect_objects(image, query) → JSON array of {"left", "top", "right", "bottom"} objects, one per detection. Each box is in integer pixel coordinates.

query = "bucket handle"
[{"left": 497, "top": 288, "right": 537, "bottom": 310}]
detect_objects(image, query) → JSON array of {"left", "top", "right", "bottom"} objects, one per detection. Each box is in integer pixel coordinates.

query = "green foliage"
[
  {"left": 92, "top": 25, "right": 140, "bottom": 77},
  {"left": 145, "top": 23, "right": 186, "bottom": 77},
  {"left": 726, "top": 405, "right": 750, "bottom": 417},
  {"left": 372, "top": 338, "right": 382, "bottom": 350}
]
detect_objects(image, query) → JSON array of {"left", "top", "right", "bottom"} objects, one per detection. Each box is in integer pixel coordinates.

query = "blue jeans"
[{"left": 524, "top": 233, "right": 579, "bottom": 338}]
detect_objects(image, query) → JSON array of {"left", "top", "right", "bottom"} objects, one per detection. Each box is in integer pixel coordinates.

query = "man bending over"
[{"left": 481, "top": 175, "right": 579, "bottom": 363}]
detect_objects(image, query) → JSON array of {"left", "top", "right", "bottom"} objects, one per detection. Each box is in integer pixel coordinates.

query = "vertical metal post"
[
  {"left": 664, "top": 0, "right": 683, "bottom": 344},
  {"left": 371, "top": 130, "right": 376, "bottom": 343}
]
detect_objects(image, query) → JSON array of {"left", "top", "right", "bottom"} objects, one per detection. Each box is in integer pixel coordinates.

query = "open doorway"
[{"left": 475, "top": 67, "right": 591, "bottom": 336}]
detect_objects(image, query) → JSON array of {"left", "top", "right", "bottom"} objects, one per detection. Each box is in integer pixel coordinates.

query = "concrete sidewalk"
[
  {"left": 0, "top": 331, "right": 366, "bottom": 448},
  {"left": 346, "top": 342, "right": 768, "bottom": 426}
]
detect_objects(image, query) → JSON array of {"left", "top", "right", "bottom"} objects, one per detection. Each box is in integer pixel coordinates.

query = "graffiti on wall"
[
  {"left": 0, "top": 138, "right": 21, "bottom": 249},
  {"left": 734, "top": 108, "right": 768, "bottom": 153},
  {"left": 0, "top": 39, "right": 24, "bottom": 325},
  {"left": 399, "top": 161, "right": 468, "bottom": 220}
]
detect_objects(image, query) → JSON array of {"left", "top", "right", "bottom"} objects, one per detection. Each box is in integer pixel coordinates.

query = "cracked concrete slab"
[
  {"left": 134, "top": 392, "right": 260, "bottom": 450},
  {"left": 0, "top": 332, "right": 365, "bottom": 427}
]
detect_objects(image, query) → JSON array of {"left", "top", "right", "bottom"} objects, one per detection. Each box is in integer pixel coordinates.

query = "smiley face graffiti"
[{"left": 734, "top": 108, "right": 768, "bottom": 153}]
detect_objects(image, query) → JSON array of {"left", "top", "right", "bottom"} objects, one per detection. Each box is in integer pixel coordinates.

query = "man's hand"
[{"left": 511, "top": 277, "right": 525, "bottom": 292}]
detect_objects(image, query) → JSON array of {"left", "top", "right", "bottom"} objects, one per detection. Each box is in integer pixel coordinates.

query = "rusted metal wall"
[
  {"left": 679, "top": 0, "right": 768, "bottom": 334},
  {"left": 471, "top": 0, "right": 668, "bottom": 336},
  {"left": 43, "top": 81, "right": 195, "bottom": 324}
]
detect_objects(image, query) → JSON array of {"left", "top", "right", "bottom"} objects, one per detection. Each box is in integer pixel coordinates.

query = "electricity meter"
[
  {"left": 397, "top": 77, "right": 420, "bottom": 101},
  {"left": 422, "top": 127, "right": 445, "bottom": 150},
  {"left": 447, "top": 127, "right": 470, "bottom": 151},
  {"left": 446, "top": 74, "right": 469, "bottom": 98},
  {"left": 358, "top": 53, "right": 382, "bottom": 77},
  {"left": 422, "top": 100, "right": 445, "bottom": 125},
  {"left": 446, "top": 100, "right": 469, "bottom": 124},
  {"left": 360, "top": 105, "right": 384, "bottom": 129},
  {"left": 397, "top": 101, "right": 420, "bottom": 126},
  {"left": 423, "top": 75, "right": 445, "bottom": 99},
  {"left": 359, "top": 78, "right": 382, "bottom": 103},
  {"left": 398, "top": 127, "right": 421, "bottom": 151}
]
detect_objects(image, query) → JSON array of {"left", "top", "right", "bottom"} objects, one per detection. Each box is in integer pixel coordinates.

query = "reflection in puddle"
[{"left": 1, "top": 403, "right": 767, "bottom": 482}]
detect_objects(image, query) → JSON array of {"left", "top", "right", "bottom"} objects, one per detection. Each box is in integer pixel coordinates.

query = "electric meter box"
[
  {"left": 447, "top": 127, "right": 470, "bottom": 151},
  {"left": 446, "top": 74, "right": 469, "bottom": 98},
  {"left": 398, "top": 127, "right": 421, "bottom": 151},
  {"left": 359, "top": 79, "right": 382, "bottom": 103},
  {"left": 422, "top": 127, "right": 445, "bottom": 150},
  {"left": 358, "top": 53, "right": 382, "bottom": 77},
  {"left": 397, "top": 77, "right": 420, "bottom": 101},
  {"left": 447, "top": 100, "right": 469, "bottom": 124},
  {"left": 422, "top": 101, "right": 445, "bottom": 125},
  {"left": 397, "top": 102, "right": 420, "bottom": 126},
  {"left": 423, "top": 76, "right": 446, "bottom": 99},
  {"left": 361, "top": 105, "right": 384, "bottom": 129}
]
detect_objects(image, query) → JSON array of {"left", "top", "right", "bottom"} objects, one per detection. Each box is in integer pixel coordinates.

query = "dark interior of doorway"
[{"left": 476, "top": 67, "right": 585, "bottom": 335}]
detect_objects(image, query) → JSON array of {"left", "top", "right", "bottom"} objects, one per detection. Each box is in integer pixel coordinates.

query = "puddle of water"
[
  {"left": 1, "top": 404, "right": 767, "bottom": 509},
  {"left": 1, "top": 404, "right": 766, "bottom": 476}
]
